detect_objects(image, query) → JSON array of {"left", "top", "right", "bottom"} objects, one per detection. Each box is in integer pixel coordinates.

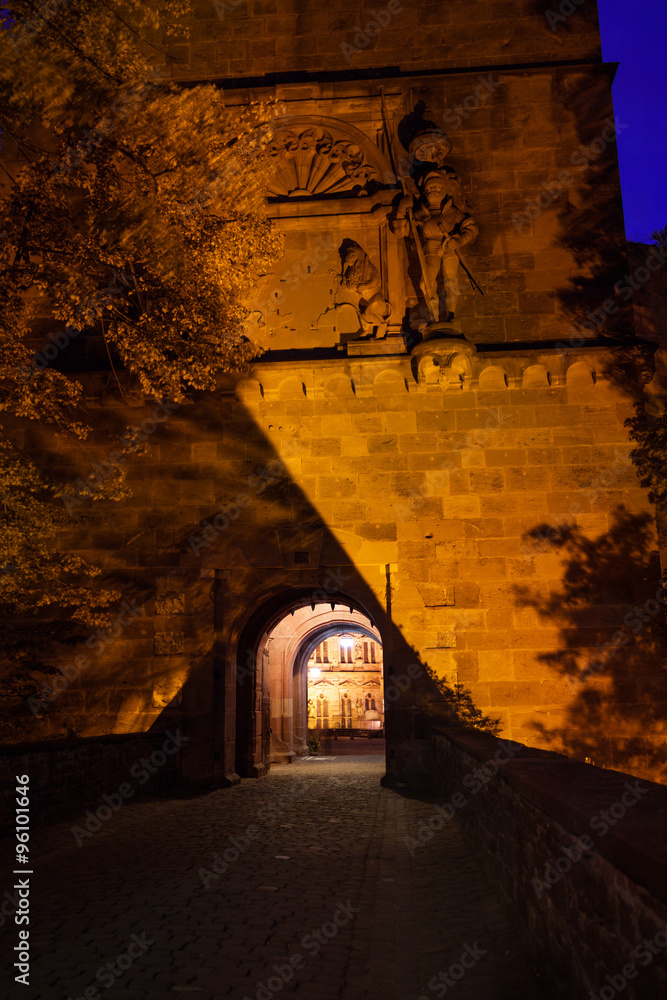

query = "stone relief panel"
[
  {"left": 245, "top": 220, "right": 400, "bottom": 350},
  {"left": 265, "top": 122, "right": 386, "bottom": 199},
  {"left": 242, "top": 114, "right": 404, "bottom": 351},
  {"left": 337, "top": 239, "right": 391, "bottom": 338},
  {"left": 244, "top": 228, "right": 346, "bottom": 350},
  {"left": 243, "top": 105, "right": 488, "bottom": 353}
]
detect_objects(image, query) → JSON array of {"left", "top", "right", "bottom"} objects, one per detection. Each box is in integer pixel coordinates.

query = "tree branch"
[
  {"left": 94, "top": 0, "right": 185, "bottom": 64},
  {"left": 21, "top": 0, "right": 122, "bottom": 84}
]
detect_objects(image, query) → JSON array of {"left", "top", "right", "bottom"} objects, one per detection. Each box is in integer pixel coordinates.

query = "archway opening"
[{"left": 234, "top": 591, "right": 383, "bottom": 775}]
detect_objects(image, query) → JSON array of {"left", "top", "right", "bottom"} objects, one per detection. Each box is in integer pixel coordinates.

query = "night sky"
[{"left": 598, "top": 0, "right": 667, "bottom": 240}]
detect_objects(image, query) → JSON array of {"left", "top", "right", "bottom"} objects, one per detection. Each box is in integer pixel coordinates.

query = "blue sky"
[{"left": 598, "top": 0, "right": 667, "bottom": 240}]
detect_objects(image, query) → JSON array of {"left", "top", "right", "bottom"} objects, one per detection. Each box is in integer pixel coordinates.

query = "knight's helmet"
[{"left": 420, "top": 168, "right": 466, "bottom": 214}]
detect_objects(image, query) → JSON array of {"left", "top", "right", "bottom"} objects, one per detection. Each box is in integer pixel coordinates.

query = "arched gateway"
[{"left": 232, "top": 588, "right": 383, "bottom": 777}]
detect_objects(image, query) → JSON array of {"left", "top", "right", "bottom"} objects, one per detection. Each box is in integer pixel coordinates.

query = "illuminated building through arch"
[{"left": 307, "top": 634, "right": 383, "bottom": 732}]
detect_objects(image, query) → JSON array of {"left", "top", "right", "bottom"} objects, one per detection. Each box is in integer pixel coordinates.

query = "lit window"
[{"left": 340, "top": 637, "right": 353, "bottom": 663}]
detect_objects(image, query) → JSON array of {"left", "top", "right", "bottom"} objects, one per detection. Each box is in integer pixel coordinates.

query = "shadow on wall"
[
  {"left": 515, "top": 507, "right": 667, "bottom": 783},
  {"left": 603, "top": 292, "right": 667, "bottom": 555},
  {"left": 2, "top": 386, "right": 499, "bottom": 768},
  {"left": 511, "top": 49, "right": 631, "bottom": 341},
  {"left": 531, "top": 0, "right": 600, "bottom": 36}
]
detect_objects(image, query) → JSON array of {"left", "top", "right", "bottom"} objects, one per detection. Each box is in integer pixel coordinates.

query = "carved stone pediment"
[{"left": 265, "top": 116, "right": 390, "bottom": 199}]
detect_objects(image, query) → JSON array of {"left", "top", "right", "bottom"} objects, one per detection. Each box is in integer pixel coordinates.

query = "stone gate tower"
[{"left": 30, "top": 1, "right": 666, "bottom": 788}]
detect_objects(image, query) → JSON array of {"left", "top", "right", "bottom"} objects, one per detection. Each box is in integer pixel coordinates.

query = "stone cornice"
[{"left": 176, "top": 59, "right": 611, "bottom": 100}]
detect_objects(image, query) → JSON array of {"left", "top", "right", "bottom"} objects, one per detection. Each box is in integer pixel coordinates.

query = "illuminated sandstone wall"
[
  {"left": 11, "top": 0, "right": 666, "bottom": 786},
  {"left": 18, "top": 341, "right": 663, "bottom": 785},
  {"left": 200, "top": 67, "right": 624, "bottom": 348}
]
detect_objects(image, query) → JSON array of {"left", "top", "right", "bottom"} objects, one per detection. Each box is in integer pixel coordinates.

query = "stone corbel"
[{"left": 410, "top": 334, "right": 476, "bottom": 388}]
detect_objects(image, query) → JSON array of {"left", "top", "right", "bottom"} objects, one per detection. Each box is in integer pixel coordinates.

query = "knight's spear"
[
  {"left": 379, "top": 88, "right": 440, "bottom": 323},
  {"left": 380, "top": 89, "right": 484, "bottom": 304}
]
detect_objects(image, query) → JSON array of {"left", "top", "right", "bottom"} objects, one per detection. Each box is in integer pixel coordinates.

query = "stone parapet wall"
[
  {"left": 0, "top": 731, "right": 186, "bottom": 831},
  {"left": 430, "top": 726, "right": 667, "bottom": 1000}
]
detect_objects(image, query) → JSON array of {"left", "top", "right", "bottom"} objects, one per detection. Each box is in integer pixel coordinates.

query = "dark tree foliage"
[
  {"left": 516, "top": 508, "right": 667, "bottom": 782},
  {"left": 0, "top": 1, "right": 282, "bottom": 741}
]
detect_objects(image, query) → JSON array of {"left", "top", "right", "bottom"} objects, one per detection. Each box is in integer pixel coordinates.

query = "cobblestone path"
[{"left": 2, "top": 756, "right": 546, "bottom": 999}]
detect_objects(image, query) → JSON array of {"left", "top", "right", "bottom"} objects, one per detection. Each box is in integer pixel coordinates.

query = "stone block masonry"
[
  {"left": 167, "top": 0, "right": 602, "bottom": 81},
  {"left": 430, "top": 727, "right": 667, "bottom": 1000},
  {"left": 14, "top": 341, "right": 665, "bottom": 786}
]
